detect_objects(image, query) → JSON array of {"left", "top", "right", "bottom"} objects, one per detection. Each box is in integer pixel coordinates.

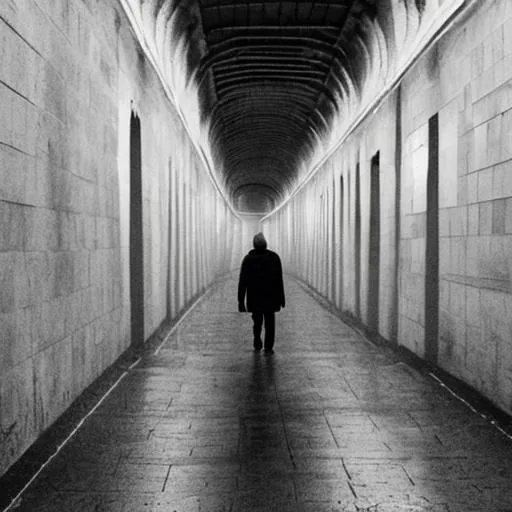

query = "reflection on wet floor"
[{"left": 7, "top": 277, "right": 512, "bottom": 511}]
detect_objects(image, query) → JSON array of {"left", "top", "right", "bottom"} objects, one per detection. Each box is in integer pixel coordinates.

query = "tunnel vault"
[{"left": 123, "top": 0, "right": 465, "bottom": 212}]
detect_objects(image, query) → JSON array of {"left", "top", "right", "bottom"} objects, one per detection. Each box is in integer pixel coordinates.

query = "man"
[{"left": 238, "top": 232, "right": 285, "bottom": 354}]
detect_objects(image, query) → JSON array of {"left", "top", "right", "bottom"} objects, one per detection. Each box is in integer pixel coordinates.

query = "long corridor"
[{"left": 6, "top": 276, "right": 512, "bottom": 512}]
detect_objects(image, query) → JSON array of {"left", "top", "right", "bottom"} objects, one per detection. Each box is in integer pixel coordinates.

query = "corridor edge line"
[
  {"left": 1, "top": 357, "right": 141, "bottom": 512},
  {"left": 292, "top": 275, "right": 512, "bottom": 442}
]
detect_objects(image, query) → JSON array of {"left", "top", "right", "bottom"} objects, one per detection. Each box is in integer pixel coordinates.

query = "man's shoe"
[
  {"left": 253, "top": 340, "right": 262, "bottom": 351},
  {"left": 264, "top": 349, "right": 274, "bottom": 355}
]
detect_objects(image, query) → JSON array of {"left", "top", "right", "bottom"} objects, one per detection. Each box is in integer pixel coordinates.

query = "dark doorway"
[
  {"left": 391, "top": 85, "right": 402, "bottom": 344},
  {"left": 339, "top": 176, "right": 345, "bottom": 310},
  {"left": 175, "top": 174, "right": 182, "bottom": 311},
  {"left": 355, "top": 162, "right": 361, "bottom": 318},
  {"left": 425, "top": 113, "right": 439, "bottom": 363},
  {"left": 130, "top": 110, "right": 144, "bottom": 347},
  {"left": 367, "top": 152, "right": 380, "bottom": 334},
  {"left": 167, "top": 158, "right": 173, "bottom": 320},
  {"left": 331, "top": 178, "right": 336, "bottom": 302},
  {"left": 182, "top": 182, "right": 188, "bottom": 301}
]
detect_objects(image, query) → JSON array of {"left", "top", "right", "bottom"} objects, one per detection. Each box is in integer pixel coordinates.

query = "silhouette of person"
[{"left": 238, "top": 232, "right": 285, "bottom": 354}]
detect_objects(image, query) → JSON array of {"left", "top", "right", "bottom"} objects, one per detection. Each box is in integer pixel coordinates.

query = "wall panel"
[
  {"left": 262, "top": 0, "right": 512, "bottom": 416},
  {"left": 0, "top": 0, "right": 239, "bottom": 476}
]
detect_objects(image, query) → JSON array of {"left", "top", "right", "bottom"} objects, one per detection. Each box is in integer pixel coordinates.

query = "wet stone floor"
[{"left": 7, "top": 277, "right": 512, "bottom": 511}]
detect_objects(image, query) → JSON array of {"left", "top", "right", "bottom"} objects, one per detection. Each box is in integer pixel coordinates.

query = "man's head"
[{"left": 253, "top": 232, "right": 267, "bottom": 249}]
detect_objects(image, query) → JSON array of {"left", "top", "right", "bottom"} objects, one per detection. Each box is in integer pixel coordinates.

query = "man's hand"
[{"left": 238, "top": 302, "right": 246, "bottom": 313}]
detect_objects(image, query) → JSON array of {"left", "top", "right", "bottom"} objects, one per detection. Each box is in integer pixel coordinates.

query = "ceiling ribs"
[{"left": 151, "top": 0, "right": 380, "bottom": 211}]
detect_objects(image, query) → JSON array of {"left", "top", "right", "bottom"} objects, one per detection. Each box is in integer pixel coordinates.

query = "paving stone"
[{"left": 5, "top": 276, "right": 512, "bottom": 511}]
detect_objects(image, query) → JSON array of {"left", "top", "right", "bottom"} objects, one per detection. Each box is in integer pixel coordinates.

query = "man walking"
[{"left": 238, "top": 232, "right": 285, "bottom": 354}]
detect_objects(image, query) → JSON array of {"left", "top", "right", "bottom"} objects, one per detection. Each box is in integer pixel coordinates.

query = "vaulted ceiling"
[
  {"left": 125, "top": 0, "right": 461, "bottom": 212},
  {"left": 190, "top": 0, "right": 379, "bottom": 211}
]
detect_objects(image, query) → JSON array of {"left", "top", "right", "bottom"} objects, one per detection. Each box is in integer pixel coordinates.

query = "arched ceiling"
[
  {"left": 123, "top": 0, "right": 464, "bottom": 212},
  {"left": 194, "top": 0, "right": 379, "bottom": 211}
]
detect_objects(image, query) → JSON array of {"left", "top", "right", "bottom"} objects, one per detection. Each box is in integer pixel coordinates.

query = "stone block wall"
[
  {"left": 264, "top": 0, "right": 512, "bottom": 416},
  {"left": 400, "top": 0, "right": 512, "bottom": 408},
  {"left": 266, "top": 92, "right": 400, "bottom": 344},
  {"left": 0, "top": 0, "right": 239, "bottom": 476}
]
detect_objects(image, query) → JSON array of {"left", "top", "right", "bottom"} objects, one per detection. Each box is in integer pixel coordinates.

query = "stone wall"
[
  {"left": 264, "top": 0, "right": 512, "bottom": 415},
  {"left": 400, "top": 0, "right": 512, "bottom": 408},
  {"left": 0, "top": 0, "right": 239, "bottom": 476}
]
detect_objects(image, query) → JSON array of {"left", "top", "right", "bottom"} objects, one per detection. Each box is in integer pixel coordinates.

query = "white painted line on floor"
[
  {"left": 491, "top": 422, "right": 512, "bottom": 440},
  {"left": 430, "top": 372, "right": 482, "bottom": 415},
  {"left": 429, "top": 372, "right": 512, "bottom": 441},
  {"left": 293, "top": 277, "right": 512, "bottom": 442},
  {"left": 2, "top": 356, "right": 141, "bottom": 512},
  {"left": 3, "top": 279, "right": 228, "bottom": 511},
  {"left": 154, "top": 292, "right": 210, "bottom": 356}
]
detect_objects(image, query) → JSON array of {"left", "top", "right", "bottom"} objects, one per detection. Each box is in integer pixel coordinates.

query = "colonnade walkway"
[{"left": 7, "top": 276, "right": 512, "bottom": 511}]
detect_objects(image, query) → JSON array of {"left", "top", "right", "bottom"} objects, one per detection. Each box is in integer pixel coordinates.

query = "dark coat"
[{"left": 238, "top": 249, "right": 285, "bottom": 312}]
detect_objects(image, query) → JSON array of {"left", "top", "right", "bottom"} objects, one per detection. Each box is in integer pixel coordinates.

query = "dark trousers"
[{"left": 252, "top": 311, "right": 275, "bottom": 350}]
